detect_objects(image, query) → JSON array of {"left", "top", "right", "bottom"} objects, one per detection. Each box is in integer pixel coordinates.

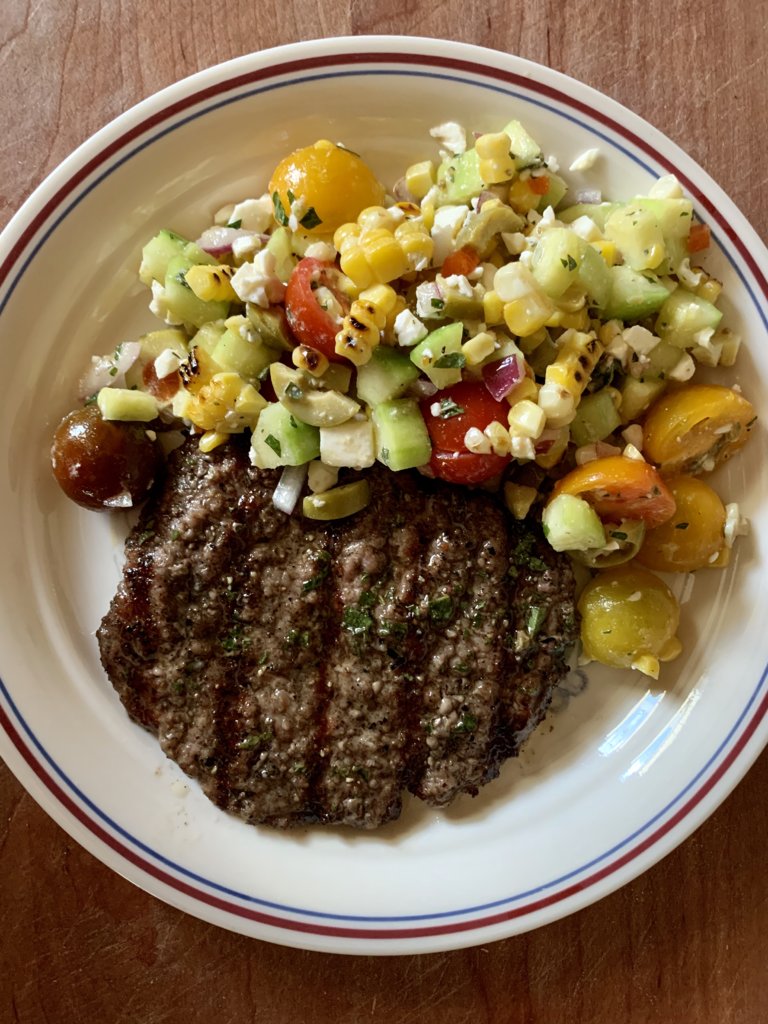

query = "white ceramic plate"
[{"left": 1, "top": 36, "right": 767, "bottom": 956}]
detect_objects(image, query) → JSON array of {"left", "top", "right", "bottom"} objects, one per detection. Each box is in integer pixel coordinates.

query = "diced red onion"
[
  {"left": 272, "top": 463, "right": 308, "bottom": 514},
  {"left": 195, "top": 225, "right": 258, "bottom": 256},
  {"left": 575, "top": 189, "right": 602, "bottom": 205},
  {"left": 482, "top": 355, "right": 524, "bottom": 402},
  {"left": 79, "top": 340, "right": 142, "bottom": 398}
]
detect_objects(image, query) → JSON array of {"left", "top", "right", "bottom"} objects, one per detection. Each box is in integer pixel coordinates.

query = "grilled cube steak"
[{"left": 97, "top": 439, "right": 578, "bottom": 829}]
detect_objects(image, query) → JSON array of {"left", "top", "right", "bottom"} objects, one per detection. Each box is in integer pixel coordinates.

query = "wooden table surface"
[{"left": 2, "top": 2, "right": 767, "bottom": 1021}]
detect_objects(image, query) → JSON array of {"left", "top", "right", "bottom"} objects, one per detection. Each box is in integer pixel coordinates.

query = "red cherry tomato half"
[
  {"left": 421, "top": 380, "right": 511, "bottom": 484},
  {"left": 284, "top": 257, "right": 351, "bottom": 362}
]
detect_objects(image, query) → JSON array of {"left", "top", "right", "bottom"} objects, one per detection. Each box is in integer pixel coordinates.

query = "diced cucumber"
[
  {"left": 643, "top": 339, "right": 688, "bottom": 378},
  {"left": 635, "top": 197, "right": 693, "bottom": 240},
  {"left": 502, "top": 118, "right": 542, "bottom": 169},
  {"left": 182, "top": 241, "right": 219, "bottom": 267},
  {"left": 190, "top": 320, "right": 227, "bottom": 358},
  {"left": 164, "top": 255, "right": 230, "bottom": 328},
  {"left": 410, "top": 322, "right": 464, "bottom": 389},
  {"left": 355, "top": 345, "right": 420, "bottom": 406},
  {"left": 570, "top": 389, "right": 621, "bottom": 447},
  {"left": 602, "top": 265, "right": 671, "bottom": 321},
  {"left": 266, "top": 226, "right": 297, "bottom": 283},
  {"left": 97, "top": 387, "right": 159, "bottom": 422},
  {"left": 319, "top": 362, "right": 353, "bottom": 394},
  {"left": 655, "top": 289, "right": 722, "bottom": 347},
  {"left": 435, "top": 148, "right": 484, "bottom": 205},
  {"left": 372, "top": 398, "right": 432, "bottom": 471},
  {"left": 319, "top": 419, "right": 376, "bottom": 469},
  {"left": 604, "top": 203, "right": 666, "bottom": 271},
  {"left": 530, "top": 227, "right": 611, "bottom": 308},
  {"left": 537, "top": 171, "right": 568, "bottom": 211},
  {"left": 250, "top": 402, "right": 320, "bottom": 468},
  {"left": 213, "top": 324, "right": 275, "bottom": 380},
  {"left": 139, "top": 230, "right": 188, "bottom": 286},
  {"left": 542, "top": 493, "right": 606, "bottom": 552},
  {"left": 619, "top": 376, "right": 667, "bottom": 423},
  {"left": 302, "top": 480, "right": 371, "bottom": 521},
  {"left": 559, "top": 202, "right": 623, "bottom": 231}
]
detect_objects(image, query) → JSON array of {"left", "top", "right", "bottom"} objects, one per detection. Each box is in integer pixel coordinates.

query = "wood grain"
[{"left": 2, "top": 1, "right": 767, "bottom": 1021}]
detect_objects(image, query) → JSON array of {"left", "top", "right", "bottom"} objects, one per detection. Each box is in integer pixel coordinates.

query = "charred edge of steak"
[{"left": 97, "top": 438, "right": 579, "bottom": 829}]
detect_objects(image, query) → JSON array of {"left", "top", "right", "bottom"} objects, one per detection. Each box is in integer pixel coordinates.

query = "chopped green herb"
[
  {"left": 434, "top": 352, "right": 466, "bottom": 369},
  {"left": 526, "top": 605, "right": 547, "bottom": 637},
  {"left": 431, "top": 298, "right": 445, "bottom": 309},
  {"left": 226, "top": 218, "right": 242, "bottom": 229},
  {"left": 300, "top": 207, "right": 323, "bottom": 230},
  {"left": 342, "top": 607, "right": 373, "bottom": 635},
  {"left": 429, "top": 594, "right": 454, "bottom": 623},
  {"left": 272, "top": 191, "right": 289, "bottom": 226},
  {"left": 264, "top": 434, "right": 282, "bottom": 456},
  {"left": 285, "top": 629, "right": 311, "bottom": 648},
  {"left": 285, "top": 382, "right": 304, "bottom": 400},
  {"left": 236, "top": 730, "right": 273, "bottom": 751},
  {"left": 454, "top": 713, "right": 478, "bottom": 733},
  {"left": 437, "top": 397, "right": 465, "bottom": 419}
]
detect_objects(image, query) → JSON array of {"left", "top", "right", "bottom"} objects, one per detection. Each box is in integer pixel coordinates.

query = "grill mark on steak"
[{"left": 98, "top": 438, "right": 578, "bottom": 829}]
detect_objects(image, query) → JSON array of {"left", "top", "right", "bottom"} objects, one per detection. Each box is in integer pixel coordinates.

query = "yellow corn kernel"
[
  {"left": 696, "top": 275, "right": 723, "bottom": 303},
  {"left": 507, "top": 398, "right": 546, "bottom": 439},
  {"left": 715, "top": 328, "right": 741, "bottom": 367},
  {"left": 503, "top": 292, "right": 555, "bottom": 337},
  {"left": 462, "top": 331, "right": 497, "bottom": 366},
  {"left": 506, "top": 377, "right": 539, "bottom": 406},
  {"left": 394, "top": 220, "right": 434, "bottom": 270},
  {"left": 507, "top": 176, "right": 541, "bottom": 214},
  {"left": 234, "top": 383, "right": 268, "bottom": 422},
  {"left": 405, "top": 160, "right": 436, "bottom": 200},
  {"left": 198, "top": 430, "right": 230, "bottom": 453},
  {"left": 591, "top": 239, "right": 620, "bottom": 266},
  {"left": 358, "top": 283, "right": 399, "bottom": 317},
  {"left": 338, "top": 243, "right": 375, "bottom": 290},
  {"left": 419, "top": 198, "right": 436, "bottom": 232},
  {"left": 357, "top": 205, "right": 395, "bottom": 232},
  {"left": 545, "top": 329, "right": 604, "bottom": 399},
  {"left": 333, "top": 221, "right": 362, "bottom": 251},
  {"left": 483, "top": 419, "right": 512, "bottom": 456},
  {"left": 482, "top": 290, "right": 505, "bottom": 325},
  {"left": 382, "top": 294, "right": 407, "bottom": 343},
  {"left": 475, "top": 131, "right": 516, "bottom": 185},
  {"left": 504, "top": 482, "right": 538, "bottom": 519},
  {"left": 179, "top": 345, "right": 221, "bottom": 394},
  {"left": 546, "top": 307, "right": 591, "bottom": 332},
  {"left": 184, "top": 263, "right": 238, "bottom": 302},
  {"left": 360, "top": 228, "right": 410, "bottom": 283},
  {"left": 292, "top": 344, "right": 330, "bottom": 376}
]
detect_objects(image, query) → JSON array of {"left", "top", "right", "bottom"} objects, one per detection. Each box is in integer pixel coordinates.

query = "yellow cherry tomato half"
[
  {"left": 268, "top": 140, "right": 385, "bottom": 235},
  {"left": 551, "top": 455, "right": 676, "bottom": 529},
  {"left": 636, "top": 475, "right": 727, "bottom": 573},
  {"left": 642, "top": 384, "right": 755, "bottom": 477},
  {"left": 577, "top": 564, "right": 681, "bottom": 678}
]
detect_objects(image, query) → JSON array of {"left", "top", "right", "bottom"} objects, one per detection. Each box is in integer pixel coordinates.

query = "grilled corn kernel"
[
  {"left": 358, "top": 283, "right": 399, "bottom": 317},
  {"left": 538, "top": 382, "right": 576, "bottom": 427},
  {"left": 507, "top": 398, "right": 546, "bottom": 439},
  {"left": 184, "top": 263, "right": 238, "bottom": 302},
  {"left": 545, "top": 329, "right": 603, "bottom": 399},
  {"left": 405, "top": 160, "right": 436, "bottom": 200},
  {"left": 335, "top": 297, "right": 385, "bottom": 364},
  {"left": 475, "top": 131, "right": 516, "bottom": 185},
  {"left": 292, "top": 344, "right": 330, "bottom": 376},
  {"left": 462, "top": 331, "right": 497, "bottom": 366}
]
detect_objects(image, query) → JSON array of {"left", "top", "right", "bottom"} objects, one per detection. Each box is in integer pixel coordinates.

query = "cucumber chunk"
[
  {"left": 530, "top": 227, "right": 611, "bottom": 308},
  {"left": 435, "top": 148, "right": 484, "bottom": 205},
  {"left": 212, "top": 320, "right": 276, "bottom": 381},
  {"left": 97, "top": 387, "right": 159, "bottom": 423},
  {"left": 543, "top": 493, "right": 606, "bottom": 552},
  {"left": 501, "top": 118, "right": 542, "bottom": 169},
  {"left": 372, "top": 398, "right": 432, "bottom": 471},
  {"left": 604, "top": 203, "right": 666, "bottom": 271},
  {"left": 164, "top": 254, "right": 230, "bottom": 329},
  {"left": 250, "top": 402, "right": 320, "bottom": 468},
  {"left": 139, "top": 230, "right": 188, "bottom": 286},
  {"left": 355, "top": 345, "right": 420, "bottom": 406},
  {"left": 602, "top": 265, "right": 671, "bottom": 321},
  {"left": 410, "top": 322, "right": 464, "bottom": 389},
  {"left": 570, "top": 389, "right": 621, "bottom": 447},
  {"left": 559, "top": 202, "right": 623, "bottom": 231},
  {"left": 655, "top": 289, "right": 722, "bottom": 347}
]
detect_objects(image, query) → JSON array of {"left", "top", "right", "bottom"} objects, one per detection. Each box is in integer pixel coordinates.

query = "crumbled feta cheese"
[
  {"left": 430, "top": 204, "right": 469, "bottom": 264},
  {"left": 154, "top": 347, "right": 181, "bottom": 379},
  {"left": 231, "top": 233, "right": 262, "bottom": 260},
  {"left": 544, "top": 154, "right": 560, "bottom": 173},
  {"left": 394, "top": 308, "right": 429, "bottom": 347},
  {"left": 149, "top": 280, "right": 183, "bottom": 325},
  {"left": 668, "top": 352, "right": 696, "bottom": 382},
  {"left": 441, "top": 273, "right": 474, "bottom": 297},
  {"left": 287, "top": 195, "right": 308, "bottom": 233},
  {"left": 724, "top": 503, "right": 749, "bottom": 548},
  {"left": 568, "top": 215, "right": 601, "bottom": 242},
  {"left": 501, "top": 231, "right": 527, "bottom": 255},
  {"left": 622, "top": 325, "right": 660, "bottom": 355},
  {"left": 304, "top": 240, "right": 337, "bottom": 262},
  {"left": 648, "top": 174, "right": 684, "bottom": 200},
  {"left": 230, "top": 195, "right": 273, "bottom": 233},
  {"left": 429, "top": 121, "right": 466, "bottom": 155},
  {"left": 568, "top": 148, "right": 600, "bottom": 172},
  {"left": 230, "top": 250, "right": 285, "bottom": 307},
  {"left": 313, "top": 285, "right": 345, "bottom": 324},
  {"left": 415, "top": 280, "right": 445, "bottom": 319}
]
